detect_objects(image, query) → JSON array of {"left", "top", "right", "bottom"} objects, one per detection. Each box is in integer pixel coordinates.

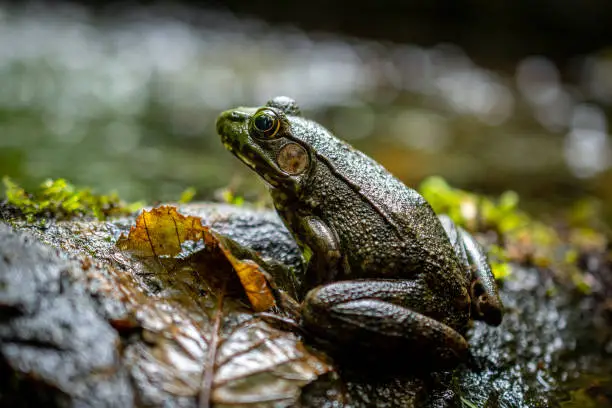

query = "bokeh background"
[{"left": 1, "top": 1, "right": 611, "bottom": 225}]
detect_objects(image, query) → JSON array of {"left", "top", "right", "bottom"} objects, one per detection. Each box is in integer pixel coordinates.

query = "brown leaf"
[
  {"left": 220, "top": 253, "right": 276, "bottom": 312},
  {"left": 110, "top": 250, "right": 333, "bottom": 408},
  {"left": 116, "top": 205, "right": 275, "bottom": 312},
  {"left": 116, "top": 205, "right": 206, "bottom": 257}
]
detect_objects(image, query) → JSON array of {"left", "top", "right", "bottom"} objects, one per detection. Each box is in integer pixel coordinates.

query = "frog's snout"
[{"left": 216, "top": 110, "right": 246, "bottom": 137}]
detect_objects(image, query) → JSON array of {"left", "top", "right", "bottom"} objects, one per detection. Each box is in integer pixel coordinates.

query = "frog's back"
[
  {"left": 293, "top": 116, "right": 467, "bottom": 289},
  {"left": 294, "top": 117, "right": 442, "bottom": 238}
]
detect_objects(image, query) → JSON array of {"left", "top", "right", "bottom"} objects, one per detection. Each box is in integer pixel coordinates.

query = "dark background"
[{"left": 82, "top": 0, "right": 612, "bottom": 71}]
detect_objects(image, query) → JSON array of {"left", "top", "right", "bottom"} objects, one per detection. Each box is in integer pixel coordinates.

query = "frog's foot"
[
  {"left": 254, "top": 312, "right": 306, "bottom": 335},
  {"left": 254, "top": 286, "right": 305, "bottom": 334},
  {"left": 267, "top": 285, "right": 302, "bottom": 321},
  {"left": 470, "top": 277, "right": 503, "bottom": 326},
  {"left": 438, "top": 214, "right": 504, "bottom": 327},
  {"left": 300, "top": 280, "right": 469, "bottom": 369},
  {"left": 458, "top": 229, "right": 504, "bottom": 326}
]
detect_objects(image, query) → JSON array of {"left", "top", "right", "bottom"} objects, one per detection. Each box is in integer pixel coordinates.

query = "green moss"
[
  {"left": 178, "top": 187, "right": 197, "bottom": 204},
  {"left": 2, "top": 177, "right": 144, "bottom": 222},
  {"left": 418, "top": 176, "right": 606, "bottom": 289},
  {"left": 418, "top": 176, "right": 528, "bottom": 234},
  {"left": 220, "top": 188, "right": 245, "bottom": 206},
  {"left": 491, "top": 261, "right": 512, "bottom": 280}
]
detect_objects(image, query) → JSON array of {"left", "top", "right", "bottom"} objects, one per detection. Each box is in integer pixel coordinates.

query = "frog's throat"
[{"left": 314, "top": 152, "right": 403, "bottom": 239}]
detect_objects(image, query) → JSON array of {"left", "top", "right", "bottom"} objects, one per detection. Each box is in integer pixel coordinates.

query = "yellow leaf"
[
  {"left": 116, "top": 205, "right": 205, "bottom": 257},
  {"left": 116, "top": 205, "right": 276, "bottom": 311}
]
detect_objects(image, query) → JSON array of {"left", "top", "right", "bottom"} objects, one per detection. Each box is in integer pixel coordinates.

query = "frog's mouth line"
[
  {"left": 221, "top": 139, "right": 257, "bottom": 172},
  {"left": 229, "top": 146, "right": 283, "bottom": 186},
  {"left": 219, "top": 123, "right": 291, "bottom": 188}
]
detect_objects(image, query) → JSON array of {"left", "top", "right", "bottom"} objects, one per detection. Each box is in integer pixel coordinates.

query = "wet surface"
[
  {"left": 0, "top": 223, "right": 134, "bottom": 407},
  {"left": 1, "top": 203, "right": 611, "bottom": 407}
]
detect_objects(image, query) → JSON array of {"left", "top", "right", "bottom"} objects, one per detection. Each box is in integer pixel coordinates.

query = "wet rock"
[
  {"left": 0, "top": 223, "right": 134, "bottom": 408},
  {"left": 1, "top": 203, "right": 611, "bottom": 407}
]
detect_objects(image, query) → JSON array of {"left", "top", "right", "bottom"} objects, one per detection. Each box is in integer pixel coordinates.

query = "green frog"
[{"left": 216, "top": 96, "right": 503, "bottom": 366}]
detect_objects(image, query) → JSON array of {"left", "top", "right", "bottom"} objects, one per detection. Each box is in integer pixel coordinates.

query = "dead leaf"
[
  {"left": 109, "top": 248, "right": 333, "bottom": 408},
  {"left": 116, "top": 205, "right": 206, "bottom": 257},
  {"left": 116, "top": 205, "right": 276, "bottom": 312}
]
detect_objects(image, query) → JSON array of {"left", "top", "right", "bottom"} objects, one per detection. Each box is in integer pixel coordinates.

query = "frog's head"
[{"left": 216, "top": 96, "right": 314, "bottom": 196}]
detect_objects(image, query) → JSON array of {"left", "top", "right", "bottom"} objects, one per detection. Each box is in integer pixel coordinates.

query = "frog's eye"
[
  {"left": 277, "top": 142, "right": 309, "bottom": 175},
  {"left": 251, "top": 109, "right": 281, "bottom": 139}
]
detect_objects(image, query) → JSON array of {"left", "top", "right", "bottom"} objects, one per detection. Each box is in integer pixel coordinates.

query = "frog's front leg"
[
  {"left": 291, "top": 215, "right": 343, "bottom": 297},
  {"left": 438, "top": 215, "right": 503, "bottom": 326},
  {"left": 301, "top": 280, "right": 469, "bottom": 366}
]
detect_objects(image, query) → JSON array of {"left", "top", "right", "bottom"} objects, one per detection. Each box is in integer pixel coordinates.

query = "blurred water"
[{"left": 0, "top": 2, "right": 610, "bottom": 222}]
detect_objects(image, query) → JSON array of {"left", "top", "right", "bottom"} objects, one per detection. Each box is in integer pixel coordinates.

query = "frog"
[{"left": 216, "top": 96, "right": 503, "bottom": 367}]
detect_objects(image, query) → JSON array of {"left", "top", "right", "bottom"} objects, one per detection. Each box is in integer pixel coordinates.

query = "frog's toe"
[{"left": 255, "top": 312, "right": 305, "bottom": 335}]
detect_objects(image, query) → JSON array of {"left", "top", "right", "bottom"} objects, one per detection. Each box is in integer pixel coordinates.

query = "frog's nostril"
[{"left": 225, "top": 110, "right": 248, "bottom": 122}]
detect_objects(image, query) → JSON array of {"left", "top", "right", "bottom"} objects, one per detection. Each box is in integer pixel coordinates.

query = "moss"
[
  {"left": 2, "top": 177, "right": 144, "bottom": 222},
  {"left": 220, "top": 188, "right": 245, "bottom": 206},
  {"left": 178, "top": 187, "right": 196, "bottom": 204},
  {"left": 418, "top": 176, "right": 528, "bottom": 235},
  {"left": 418, "top": 176, "right": 606, "bottom": 290}
]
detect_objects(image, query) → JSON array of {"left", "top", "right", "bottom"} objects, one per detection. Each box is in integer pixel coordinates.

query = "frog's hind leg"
[
  {"left": 437, "top": 215, "right": 503, "bottom": 326},
  {"left": 300, "top": 279, "right": 469, "bottom": 369},
  {"left": 456, "top": 227, "right": 503, "bottom": 326},
  {"left": 437, "top": 214, "right": 470, "bottom": 272}
]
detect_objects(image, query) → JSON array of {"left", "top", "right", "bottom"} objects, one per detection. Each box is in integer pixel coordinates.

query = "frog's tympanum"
[{"left": 216, "top": 96, "right": 503, "bottom": 367}]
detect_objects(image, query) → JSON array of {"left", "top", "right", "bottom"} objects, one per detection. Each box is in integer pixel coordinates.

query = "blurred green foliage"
[
  {"left": 419, "top": 176, "right": 607, "bottom": 290},
  {"left": 178, "top": 187, "right": 197, "bottom": 204}
]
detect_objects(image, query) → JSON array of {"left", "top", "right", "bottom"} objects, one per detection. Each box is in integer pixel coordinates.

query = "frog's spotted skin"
[{"left": 216, "top": 96, "right": 503, "bottom": 367}]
